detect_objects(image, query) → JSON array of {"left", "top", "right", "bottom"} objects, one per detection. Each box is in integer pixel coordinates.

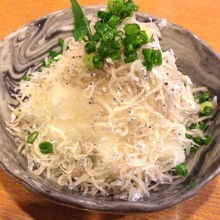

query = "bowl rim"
[{"left": 0, "top": 5, "right": 220, "bottom": 213}]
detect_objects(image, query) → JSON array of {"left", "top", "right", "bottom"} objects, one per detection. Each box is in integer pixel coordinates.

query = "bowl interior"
[{"left": 0, "top": 6, "right": 219, "bottom": 212}]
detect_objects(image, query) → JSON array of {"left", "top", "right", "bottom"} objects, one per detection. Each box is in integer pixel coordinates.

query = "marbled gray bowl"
[{"left": 0, "top": 5, "right": 219, "bottom": 213}]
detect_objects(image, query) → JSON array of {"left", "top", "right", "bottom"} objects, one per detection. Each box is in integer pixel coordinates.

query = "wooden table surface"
[{"left": 0, "top": 0, "right": 220, "bottom": 219}]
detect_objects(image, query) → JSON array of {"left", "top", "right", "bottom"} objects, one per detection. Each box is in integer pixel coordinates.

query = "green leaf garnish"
[{"left": 70, "top": 0, "right": 93, "bottom": 41}]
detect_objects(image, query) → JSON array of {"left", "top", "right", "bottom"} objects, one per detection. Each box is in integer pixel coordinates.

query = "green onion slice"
[
  {"left": 93, "top": 55, "right": 104, "bottom": 69},
  {"left": 84, "top": 53, "right": 95, "bottom": 69},
  {"left": 39, "top": 141, "right": 53, "bottom": 154},
  {"left": 193, "top": 136, "right": 204, "bottom": 145},
  {"left": 27, "top": 131, "right": 39, "bottom": 144},
  {"left": 143, "top": 60, "right": 153, "bottom": 71},
  {"left": 22, "top": 76, "right": 31, "bottom": 81},
  {"left": 190, "top": 146, "right": 197, "bottom": 152},
  {"left": 85, "top": 41, "right": 96, "bottom": 54},
  {"left": 199, "top": 123, "right": 207, "bottom": 131},
  {"left": 124, "top": 52, "right": 137, "bottom": 63},
  {"left": 124, "top": 23, "right": 140, "bottom": 35},
  {"left": 108, "top": 15, "right": 120, "bottom": 28},
  {"left": 108, "top": 0, "right": 125, "bottom": 15},
  {"left": 185, "top": 133, "right": 192, "bottom": 139},
  {"left": 199, "top": 101, "right": 213, "bottom": 115},
  {"left": 58, "top": 38, "right": 64, "bottom": 50},
  {"left": 204, "top": 134, "right": 212, "bottom": 145},
  {"left": 49, "top": 50, "right": 61, "bottom": 58},
  {"left": 189, "top": 123, "right": 197, "bottom": 130},
  {"left": 177, "top": 163, "right": 188, "bottom": 176},
  {"left": 109, "top": 50, "right": 121, "bottom": 60}
]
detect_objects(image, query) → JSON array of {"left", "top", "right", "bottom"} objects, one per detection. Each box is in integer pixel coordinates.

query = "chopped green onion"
[
  {"left": 93, "top": 55, "right": 104, "bottom": 69},
  {"left": 185, "top": 133, "right": 192, "bottom": 139},
  {"left": 142, "top": 48, "right": 153, "bottom": 62},
  {"left": 196, "top": 92, "right": 212, "bottom": 103},
  {"left": 203, "top": 106, "right": 213, "bottom": 115},
  {"left": 143, "top": 61, "right": 153, "bottom": 71},
  {"left": 112, "top": 29, "right": 119, "bottom": 37},
  {"left": 193, "top": 136, "right": 204, "bottom": 145},
  {"left": 199, "top": 123, "right": 207, "bottom": 131},
  {"left": 27, "top": 131, "right": 39, "bottom": 144},
  {"left": 124, "top": 52, "right": 137, "bottom": 63},
  {"left": 102, "top": 31, "right": 114, "bottom": 42},
  {"left": 98, "top": 44, "right": 110, "bottom": 57},
  {"left": 22, "top": 76, "right": 31, "bottom": 81},
  {"left": 186, "top": 179, "right": 196, "bottom": 188},
  {"left": 108, "top": 0, "right": 125, "bottom": 15},
  {"left": 43, "top": 58, "right": 55, "bottom": 68},
  {"left": 150, "top": 34, "right": 154, "bottom": 42},
  {"left": 189, "top": 123, "right": 197, "bottom": 130},
  {"left": 56, "top": 57, "right": 62, "bottom": 62},
  {"left": 139, "top": 30, "right": 148, "bottom": 45},
  {"left": 97, "top": 11, "right": 111, "bottom": 22},
  {"left": 84, "top": 53, "right": 95, "bottom": 69},
  {"left": 201, "top": 92, "right": 211, "bottom": 102},
  {"left": 124, "top": 23, "right": 140, "bottom": 36},
  {"left": 151, "top": 50, "right": 162, "bottom": 66},
  {"left": 93, "top": 32, "right": 101, "bottom": 42},
  {"left": 125, "top": 43, "right": 134, "bottom": 52},
  {"left": 190, "top": 145, "right": 197, "bottom": 152},
  {"left": 58, "top": 38, "right": 64, "bottom": 50},
  {"left": 118, "top": 8, "right": 132, "bottom": 20},
  {"left": 109, "top": 50, "right": 121, "bottom": 60},
  {"left": 126, "top": 0, "right": 139, "bottom": 11},
  {"left": 111, "top": 40, "right": 121, "bottom": 50},
  {"left": 39, "top": 141, "right": 53, "bottom": 154},
  {"left": 177, "top": 163, "right": 188, "bottom": 176},
  {"left": 108, "top": 15, "right": 120, "bottom": 28},
  {"left": 204, "top": 134, "right": 211, "bottom": 145},
  {"left": 123, "top": 35, "right": 138, "bottom": 47},
  {"left": 42, "top": 59, "right": 54, "bottom": 68},
  {"left": 49, "top": 50, "right": 61, "bottom": 58},
  {"left": 85, "top": 41, "right": 96, "bottom": 53},
  {"left": 142, "top": 48, "right": 162, "bottom": 66},
  {"left": 48, "top": 59, "right": 55, "bottom": 67},
  {"left": 133, "top": 4, "right": 139, "bottom": 11},
  {"left": 97, "top": 11, "right": 106, "bottom": 19},
  {"left": 94, "top": 22, "right": 109, "bottom": 35},
  {"left": 199, "top": 101, "right": 213, "bottom": 115},
  {"left": 42, "top": 60, "right": 47, "bottom": 67}
]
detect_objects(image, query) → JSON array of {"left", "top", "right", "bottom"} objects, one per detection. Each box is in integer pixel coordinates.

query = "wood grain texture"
[{"left": 0, "top": 0, "right": 219, "bottom": 219}]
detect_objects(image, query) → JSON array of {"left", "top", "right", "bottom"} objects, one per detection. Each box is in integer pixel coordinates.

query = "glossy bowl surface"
[{"left": 0, "top": 5, "right": 219, "bottom": 213}]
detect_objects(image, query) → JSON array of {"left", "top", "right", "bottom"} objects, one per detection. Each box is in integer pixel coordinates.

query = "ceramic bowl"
[{"left": 0, "top": 5, "right": 219, "bottom": 213}]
